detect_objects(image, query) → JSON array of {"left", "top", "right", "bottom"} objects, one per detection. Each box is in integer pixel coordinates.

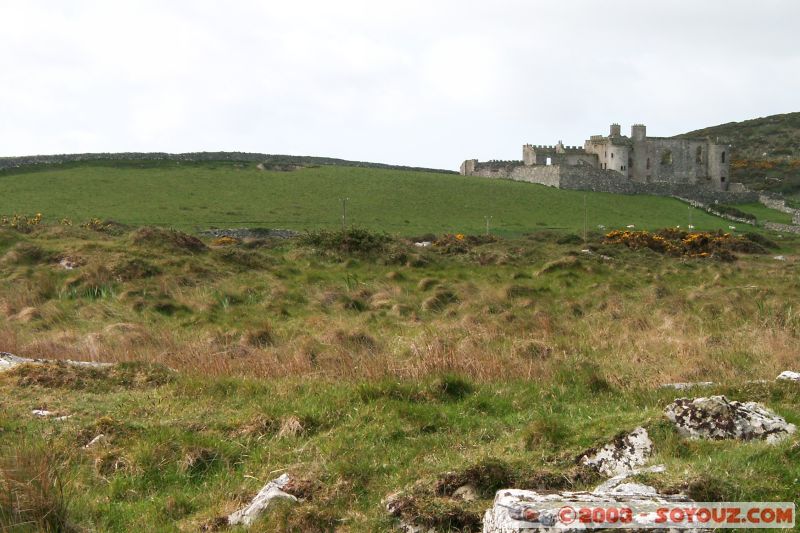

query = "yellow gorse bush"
[
  {"left": 604, "top": 228, "right": 754, "bottom": 260},
  {"left": 0, "top": 213, "right": 43, "bottom": 231},
  {"left": 211, "top": 236, "right": 240, "bottom": 246}
]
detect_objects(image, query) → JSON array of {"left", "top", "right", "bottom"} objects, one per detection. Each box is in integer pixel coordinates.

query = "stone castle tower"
[{"left": 460, "top": 123, "right": 737, "bottom": 197}]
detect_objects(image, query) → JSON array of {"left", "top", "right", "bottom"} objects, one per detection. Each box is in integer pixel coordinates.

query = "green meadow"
[{"left": 0, "top": 161, "right": 747, "bottom": 234}]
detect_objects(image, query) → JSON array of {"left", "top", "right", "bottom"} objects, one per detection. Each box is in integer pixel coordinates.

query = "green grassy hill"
[
  {"left": 0, "top": 160, "right": 749, "bottom": 235},
  {"left": 677, "top": 112, "right": 800, "bottom": 196}
]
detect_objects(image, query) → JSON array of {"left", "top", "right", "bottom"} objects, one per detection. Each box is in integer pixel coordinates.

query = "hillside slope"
[
  {"left": 0, "top": 160, "right": 746, "bottom": 234},
  {"left": 677, "top": 112, "right": 800, "bottom": 196}
]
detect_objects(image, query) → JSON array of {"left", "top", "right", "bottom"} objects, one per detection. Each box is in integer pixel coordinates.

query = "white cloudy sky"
[{"left": 1, "top": 0, "right": 798, "bottom": 170}]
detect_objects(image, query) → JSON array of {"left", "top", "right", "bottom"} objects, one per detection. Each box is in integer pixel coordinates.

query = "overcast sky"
[{"left": 1, "top": 0, "right": 798, "bottom": 170}]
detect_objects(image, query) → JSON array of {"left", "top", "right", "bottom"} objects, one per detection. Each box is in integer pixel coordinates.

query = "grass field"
[
  {"left": 0, "top": 223, "right": 799, "bottom": 530},
  {"left": 1, "top": 160, "right": 799, "bottom": 531},
  {"left": 0, "top": 161, "right": 756, "bottom": 235}
]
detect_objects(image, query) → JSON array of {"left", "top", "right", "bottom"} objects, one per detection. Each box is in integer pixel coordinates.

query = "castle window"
[
  {"left": 721, "top": 176, "right": 726, "bottom": 182},
  {"left": 661, "top": 150, "right": 672, "bottom": 165},
  {"left": 646, "top": 158, "right": 650, "bottom": 169},
  {"left": 721, "top": 151, "right": 726, "bottom": 163},
  {"left": 695, "top": 146, "right": 702, "bottom": 164},
  {"left": 611, "top": 153, "right": 614, "bottom": 159},
  {"left": 546, "top": 157, "right": 552, "bottom": 166}
]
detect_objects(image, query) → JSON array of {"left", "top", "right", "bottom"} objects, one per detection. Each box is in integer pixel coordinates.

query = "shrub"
[
  {"left": 556, "top": 233, "right": 583, "bottom": 245},
  {"left": 604, "top": 228, "right": 766, "bottom": 260},
  {"left": 299, "top": 228, "right": 391, "bottom": 255},
  {"left": 715, "top": 205, "right": 756, "bottom": 222},
  {"left": 743, "top": 232, "right": 778, "bottom": 249},
  {"left": 0, "top": 213, "right": 43, "bottom": 234},
  {"left": 130, "top": 227, "right": 207, "bottom": 253}
]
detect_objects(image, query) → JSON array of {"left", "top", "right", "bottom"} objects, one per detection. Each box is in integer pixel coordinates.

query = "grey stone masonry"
[{"left": 461, "top": 122, "right": 743, "bottom": 201}]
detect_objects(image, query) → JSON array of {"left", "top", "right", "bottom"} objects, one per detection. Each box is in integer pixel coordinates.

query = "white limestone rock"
[
  {"left": 452, "top": 484, "right": 479, "bottom": 502},
  {"left": 83, "top": 434, "right": 107, "bottom": 448},
  {"left": 0, "top": 352, "right": 30, "bottom": 371},
  {"left": 579, "top": 427, "right": 653, "bottom": 477},
  {"left": 0, "top": 352, "right": 112, "bottom": 372},
  {"left": 483, "top": 478, "right": 696, "bottom": 532},
  {"left": 482, "top": 466, "right": 709, "bottom": 532},
  {"left": 664, "top": 395, "right": 796, "bottom": 443},
  {"left": 228, "top": 473, "right": 297, "bottom": 527},
  {"left": 31, "top": 409, "right": 71, "bottom": 421},
  {"left": 593, "top": 464, "right": 666, "bottom": 495},
  {"left": 660, "top": 382, "right": 714, "bottom": 390},
  {"left": 777, "top": 371, "right": 800, "bottom": 383}
]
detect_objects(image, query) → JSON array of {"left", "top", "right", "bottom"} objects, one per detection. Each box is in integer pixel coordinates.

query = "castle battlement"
[{"left": 462, "top": 122, "right": 734, "bottom": 194}]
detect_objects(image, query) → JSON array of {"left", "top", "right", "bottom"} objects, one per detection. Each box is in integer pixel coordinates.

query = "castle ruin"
[{"left": 460, "top": 123, "right": 753, "bottom": 203}]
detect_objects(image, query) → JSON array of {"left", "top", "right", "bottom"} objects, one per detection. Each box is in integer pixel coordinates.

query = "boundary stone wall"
[
  {"left": 0, "top": 152, "right": 455, "bottom": 175},
  {"left": 759, "top": 193, "right": 800, "bottom": 224},
  {"left": 468, "top": 162, "right": 758, "bottom": 204}
]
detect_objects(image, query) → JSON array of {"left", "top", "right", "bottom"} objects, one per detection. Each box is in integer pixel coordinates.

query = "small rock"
[
  {"left": 414, "top": 241, "right": 432, "bottom": 248},
  {"left": 777, "top": 371, "right": 800, "bottom": 382},
  {"left": 384, "top": 491, "right": 405, "bottom": 516},
  {"left": 579, "top": 427, "right": 653, "bottom": 477},
  {"left": 228, "top": 473, "right": 297, "bottom": 527},
  {"left": 32, "top": 409, "right": 71, "bottom": 421},
  {"left": 452, "top": 484, "right": 478, "bottom": 502},
  {"left": 660, "top": 381, "right": 714, "bottom": 390},
  {"left": 84, "top": 434, "right": 107, "bottom": 448},
  {"left": 59, "top": 257, "right": 79, "bottom": 270},
  {"left": 0, "top": 352, "right": 113, "bottom": 372},
  {"left": 594, "top": 465, "right": 667, "bottom": 494},
  {"left": 773, "top": 255, "right": 786, "bottom": 261},
  {"left": 664, "top": 395, "right": 796, "bottom": 443}
]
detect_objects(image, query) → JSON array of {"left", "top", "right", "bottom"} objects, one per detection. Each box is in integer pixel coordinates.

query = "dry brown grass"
[
  {"left": 1, "top": 230, "right": 798, "bottom": 387},
  {"left": 0, "top": 440, "right": 76, "bottom": 532}
]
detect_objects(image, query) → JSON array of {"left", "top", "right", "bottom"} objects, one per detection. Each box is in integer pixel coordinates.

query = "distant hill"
[
  {"left": 0, "top": 151, "right": 456, "bottom": 175},
  {"left": 676, "top": 112, "right": 800, "bottom": 197}
]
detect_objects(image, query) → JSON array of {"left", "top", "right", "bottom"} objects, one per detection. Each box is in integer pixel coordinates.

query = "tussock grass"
[
  {"left": 0, "top": 223, "right": 797, "bottom": 528},
  {"left": 0, "top": 439, "right": 76, "bottom": 532}
]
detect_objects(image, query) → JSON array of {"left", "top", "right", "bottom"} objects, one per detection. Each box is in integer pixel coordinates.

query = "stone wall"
[
  {"left": 469, "top": 161, "right": 561, "bottom": 187},
  {"left": 759, "top": 193, "right": 800, "bottom": 224},
  {"left": 0, "top": 152, "right": 455, "bottom": 174},
  {"left": 677, "top": 198, "right": 756, "bottom": 225},
  {"left": 557, "top": 165, "right": 759, "bottom": 204},
  {"left": 464, "top": 160, "right": 759, "bottom": 204},
  {"left": 763, "top": 222, "right": 800, "bottom": 235}
]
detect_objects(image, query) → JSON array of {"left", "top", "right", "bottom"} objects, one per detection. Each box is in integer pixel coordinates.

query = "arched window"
[
  {"left": 721, "top": 151, "right": 726, "bottom": 163},
  {"left": 661, "top": 150, "right": 672, "bottom": 165},
  {"left": 696, "top": 146, "right": 702, "bottom": 164},
  {"left": 646, "top": 158, "right": 650, "bottom": 170}
]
